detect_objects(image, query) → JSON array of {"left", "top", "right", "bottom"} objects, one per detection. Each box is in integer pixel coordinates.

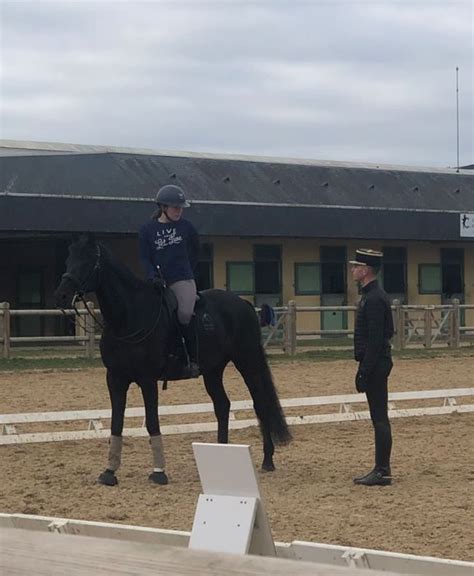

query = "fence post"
[
  {"left": 0, "top": 302, "right": 11, "bottom": 359},
  {"left": 392, "top": 300, "right": 401, "bottom": 351},
  {"left": 85, "top": 302, "right": 95, "bottom": 359},
  {"left": 424, "top": 307, "right": 432, "bottom": 348},
  {"left": 284, "top": 300, "right": 297, "bottom": 356},
  {"left": 450, "top": 299, "right": 460, "bottom": 348}
]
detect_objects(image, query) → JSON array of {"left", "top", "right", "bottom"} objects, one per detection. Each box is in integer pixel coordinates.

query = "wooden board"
[{"left": 0, "top": 527, "right": 405, "bottom": 576}]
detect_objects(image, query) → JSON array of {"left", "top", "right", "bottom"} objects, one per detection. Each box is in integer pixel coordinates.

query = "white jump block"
[{"left": 189, "top": 443, "right": 276, "bottom": 557}]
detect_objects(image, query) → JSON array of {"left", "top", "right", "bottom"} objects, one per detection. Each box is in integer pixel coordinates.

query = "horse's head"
[{"left": 55, "top": 234, "right": 101, "bottom": 309}]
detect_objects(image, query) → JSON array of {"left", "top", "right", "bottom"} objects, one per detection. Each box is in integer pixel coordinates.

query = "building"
[{"left": 1, "top": 140, "right": 473, "bottom": 336}]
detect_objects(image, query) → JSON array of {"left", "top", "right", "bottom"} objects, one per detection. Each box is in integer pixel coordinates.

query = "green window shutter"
[
  {"left": 227, "top": 262, "right": 254, "bottom": 294},
  {"left": 295, "top": 263, "right": 321, "bottom": 295},
  {"left": 419, "top": 264, "right": 442, "bottom": 294}
]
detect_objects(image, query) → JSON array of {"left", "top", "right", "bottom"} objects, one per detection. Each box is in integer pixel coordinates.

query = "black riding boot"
[{"left": 180, "top": 322, "right": 199, "bottom": 379}]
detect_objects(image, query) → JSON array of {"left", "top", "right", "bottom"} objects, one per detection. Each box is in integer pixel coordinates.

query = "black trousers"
[{"left": 364, "top": 357, "right": 393, "bottom": 471}]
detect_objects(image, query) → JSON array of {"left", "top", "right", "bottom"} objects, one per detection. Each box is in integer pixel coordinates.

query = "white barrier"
[
  {"left": 189, "top": 443, "right": 275, "bottom": 556},
  {"left": 1, "top": 512, "right": 473, "bottom": 573},
  {"left": 1, "top": 388, "right": 473, "bottom": 445}
]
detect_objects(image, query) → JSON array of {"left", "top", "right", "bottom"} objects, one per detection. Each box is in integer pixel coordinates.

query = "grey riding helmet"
[{"left": 155, "top": 185, "right": 190, "bottom": 208}]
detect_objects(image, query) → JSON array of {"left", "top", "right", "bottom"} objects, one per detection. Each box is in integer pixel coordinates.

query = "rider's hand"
[{"left": 150, "top": 276, "right": 166, "bottom": 290}]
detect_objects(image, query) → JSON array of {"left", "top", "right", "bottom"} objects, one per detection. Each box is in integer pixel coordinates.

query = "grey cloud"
[{"left": 1, "top": 0, "right": 472, "bottom": 167}]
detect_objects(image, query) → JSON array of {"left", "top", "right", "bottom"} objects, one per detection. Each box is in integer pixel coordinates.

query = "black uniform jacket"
[{"left": 354, "top": 280, "right": 394, "bottom": 378}]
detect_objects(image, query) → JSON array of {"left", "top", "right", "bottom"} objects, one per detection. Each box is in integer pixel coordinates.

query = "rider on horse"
[{"left": 139, "top": 184, "right": 200, "bottom": 379}]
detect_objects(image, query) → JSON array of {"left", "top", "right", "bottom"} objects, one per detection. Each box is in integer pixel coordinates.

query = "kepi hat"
[{"left": 350, "top": 249, "right": 383, "bottom": 267}]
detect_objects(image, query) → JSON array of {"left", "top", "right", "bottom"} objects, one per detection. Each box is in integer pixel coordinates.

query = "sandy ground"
[{"left": 0, "top": 356, "right": 473, "bottom": 562}]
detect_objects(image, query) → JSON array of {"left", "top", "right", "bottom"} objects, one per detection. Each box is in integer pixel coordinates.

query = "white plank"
[
  {"left": 1, "top": 388, "right": 472, "bottom": 425},
  {"left": 1, "top": 405, "right": 473, "bottom": 445},
  {"left": 292, "top": 541, "right": 474, "bottom": 575}
]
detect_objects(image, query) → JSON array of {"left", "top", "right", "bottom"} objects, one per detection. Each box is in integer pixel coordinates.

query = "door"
[
  {"left": 320, "top": 247, "right": 347, "bottom": 333},
  {"left": 441, "top": 248, "right": 464, "bottom": 325},
  {"left": 254, "top": 245, "right": 282, "bottom": 308}
]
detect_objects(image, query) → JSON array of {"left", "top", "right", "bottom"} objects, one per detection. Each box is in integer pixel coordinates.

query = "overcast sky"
[{"left": 1, "top": 0, "right": 472, "bottom": 168}]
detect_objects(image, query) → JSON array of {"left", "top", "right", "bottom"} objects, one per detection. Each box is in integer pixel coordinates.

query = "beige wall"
[
  {"left": 282, "top": 240, "right": 320, "bottom": 332},
  {"left": 1, "top": 236, "right": 473, "bottom": 336},
  {"left": 208, "top": 236, "right": 474, "bottom": 331}
]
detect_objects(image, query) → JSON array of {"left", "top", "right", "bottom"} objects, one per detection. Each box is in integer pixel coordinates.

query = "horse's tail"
[
  {"left": 234, "top": 298, "right": 292, "bottom": 446},
  {"left": 254, "top": 343, "right": 292, "bottom": 446}
]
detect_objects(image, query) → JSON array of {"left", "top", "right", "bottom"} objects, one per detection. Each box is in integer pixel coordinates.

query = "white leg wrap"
[
  {"left": 108, "top": 435, "right": 123, "bottom": 472},
  {"left": 150, "top": 435, "right": 166, "bottom": 470}
]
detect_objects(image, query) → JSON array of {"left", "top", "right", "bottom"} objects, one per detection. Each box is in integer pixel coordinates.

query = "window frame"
[
  {"left": 294, "top": 262, "right": 322, "bottom": 295},
  {"left": 418, "top": 263, "right": 442, "bottom": 294},
  {"left": 226, "top": 261, "right": 255, "bottom": 295}
]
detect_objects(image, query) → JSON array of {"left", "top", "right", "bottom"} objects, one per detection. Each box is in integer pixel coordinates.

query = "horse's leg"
[
  {"left": 233, "top": 358, "right": 275, "bottom": 472},
  {"left": 98, "top": 371, "right": 129, "bottom": 486},
  {"left": 202, "top": 364, "right": 230, "bottom": 444},
  {"left": 138, "top": 378, "right": 168, "bottom": 485}
]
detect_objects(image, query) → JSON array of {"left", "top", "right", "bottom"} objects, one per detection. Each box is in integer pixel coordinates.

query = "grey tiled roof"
[{"left": 1, "top": 140, "right": 472, "bottom": 240}]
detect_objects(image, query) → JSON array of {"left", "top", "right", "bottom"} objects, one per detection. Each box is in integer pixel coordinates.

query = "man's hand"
[{"left": 355, "top": 369, "right": 368, "bottom": 393}]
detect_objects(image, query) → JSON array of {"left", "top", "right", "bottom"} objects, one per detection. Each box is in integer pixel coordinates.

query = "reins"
[{"left": 60, "top": 244, "right": 165, "bottom": 344}]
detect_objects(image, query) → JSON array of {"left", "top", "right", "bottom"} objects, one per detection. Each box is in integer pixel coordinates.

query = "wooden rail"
[{"left": 0, "top": 300, "right": 473, "bottom": 358}]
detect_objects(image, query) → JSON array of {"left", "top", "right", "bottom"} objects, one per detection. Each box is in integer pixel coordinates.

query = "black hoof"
[
  {"left": 149, "top": 471, "right": 169, "bottom": 485},
  {"left": 261, "top": 461, "right": 275, "bottom": 472},
  {"left": 97, "top": 469, "right": 118, "bottom": 486}
]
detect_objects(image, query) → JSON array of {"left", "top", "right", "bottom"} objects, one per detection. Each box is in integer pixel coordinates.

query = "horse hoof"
[
  {"left": 97, "top": 470, "right": 118, "bottom": 486},
  {"left": 261, "top": 461, "right": 275, "bottom": 472},
  {"left": 149, "top": 471, "right": 169, "bottom": 485}
]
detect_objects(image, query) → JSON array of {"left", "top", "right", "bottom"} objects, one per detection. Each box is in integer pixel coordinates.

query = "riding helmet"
[{"left": 155, "top": 185, "right": 190, "bottom": 208}]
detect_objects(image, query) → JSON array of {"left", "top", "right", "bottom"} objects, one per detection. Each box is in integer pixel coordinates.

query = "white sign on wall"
[{"left": 460, "top": 213, "right": 474, "bottom": 237}]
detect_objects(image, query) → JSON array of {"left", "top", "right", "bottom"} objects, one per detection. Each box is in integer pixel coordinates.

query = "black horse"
[{"left": 54, "top": 235, "right": 291, "bottom": 486}]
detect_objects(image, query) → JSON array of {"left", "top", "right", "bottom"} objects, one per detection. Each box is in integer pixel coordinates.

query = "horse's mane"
[{"left": 99, "top": 243, "right": 147, "bottom": 290}]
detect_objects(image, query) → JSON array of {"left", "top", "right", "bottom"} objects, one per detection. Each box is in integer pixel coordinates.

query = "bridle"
[
  {"left": 61, "top": 244, "right": 102, "bottom": 302},
  {"left": 60, "top": 244, "right": 165, "bottom": 344}
]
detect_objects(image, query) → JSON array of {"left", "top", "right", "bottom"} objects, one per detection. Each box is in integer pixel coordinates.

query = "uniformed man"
[{"left": 350, "top": 249, "right": 394, "bottom": 486}]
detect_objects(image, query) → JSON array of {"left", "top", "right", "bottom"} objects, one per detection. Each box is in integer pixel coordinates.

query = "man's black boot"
[{"left": 353, "top": 466, "right": 392, "bottom": 486}]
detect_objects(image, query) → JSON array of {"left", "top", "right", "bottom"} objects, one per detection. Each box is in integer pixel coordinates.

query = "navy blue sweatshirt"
[{"left": 139, "top": 218, "right": 199, "bottom": 285}]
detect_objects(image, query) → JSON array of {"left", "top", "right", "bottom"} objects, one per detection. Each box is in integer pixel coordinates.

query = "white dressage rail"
[
  {"left": 0, "top": 388, "right": 472, "bottom": 445},
  {"left": 1, "top": 513, "right": 473, "bottom": 575}
]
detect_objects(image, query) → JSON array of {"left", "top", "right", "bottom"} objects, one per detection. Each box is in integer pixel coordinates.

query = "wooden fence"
[
  {"left": 0, "top": 300, "right": 473, "bottom": 359},
  {"left": 264, "top": 299, "right": 473, "bottom": 355}
]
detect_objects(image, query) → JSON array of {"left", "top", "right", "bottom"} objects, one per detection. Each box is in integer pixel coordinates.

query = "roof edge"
[{"left": 1, "top": 139, "right": 472, "bottom": 176}]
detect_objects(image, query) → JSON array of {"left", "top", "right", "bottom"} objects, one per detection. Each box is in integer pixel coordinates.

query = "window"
[
  {"left": 254, "top": 245, "right": 280, "bottom": 260},
  {"left": 320, "top": 246, "right": 346, "bottom": 262},
  {"left": 295, "top": 263, "right": 321, "bottom": 295},
  {"left": 196, "top": 243, "right": 213, "bottom": 291},
  {"left": 254, "top": 245, "right": 281, "bottom": 296},
  {"left": 15, "top": 269, "right": 44, "bottom": 337},
  {"left": 419, "top": 264, "right": 441, "bottom": 294},
  {"left": 441, "top": 248, "right": 464, "bottom": 297},
  {"left": 382, "top": 247, "right": 407, "bottom": 295},
  {"left": 320, "top": 246, "right": 346, "bottom": 294},
  {"left": 226, "top": 262, "right": 254, "bottom": 294},
  {"left": 18, "top": 271, "right": 42, "bottom": 306}
]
